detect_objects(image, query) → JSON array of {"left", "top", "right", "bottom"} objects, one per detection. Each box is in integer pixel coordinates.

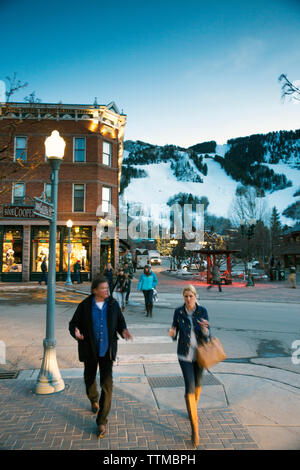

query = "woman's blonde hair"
[{"left": 182, "top": 284, "right": 197, "bottom": 298}]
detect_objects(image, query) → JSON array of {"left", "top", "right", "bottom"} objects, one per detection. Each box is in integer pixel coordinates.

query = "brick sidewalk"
[{"left": 0, "top": 378, "right": 258, "bottom": 450}]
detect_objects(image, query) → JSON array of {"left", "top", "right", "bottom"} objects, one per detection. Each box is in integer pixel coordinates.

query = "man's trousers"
[{"left": 83, "top": 351, "right": 113, "bottom": 426}]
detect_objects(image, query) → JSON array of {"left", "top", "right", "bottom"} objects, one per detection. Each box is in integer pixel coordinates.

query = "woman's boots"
[
  {"left": 195, "top": 386, "right": 202, "bottom": 405},
  {"left": 185, "top": 393, "right": 199, "bottom": 447},
  {"left": 144, "top": 304, "right": 153, "bottom": 318}
]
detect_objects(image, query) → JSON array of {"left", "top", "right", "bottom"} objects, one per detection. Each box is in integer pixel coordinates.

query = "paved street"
[{"left": 0, "top": 265, "right": 300, "bottom": 450}]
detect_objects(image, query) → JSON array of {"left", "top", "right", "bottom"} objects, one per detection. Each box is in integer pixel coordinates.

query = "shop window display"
[
  {"left": 63, "top": 226, "right": 91, "bottom": 273},
  {"left": 2, "top": 228, "right": 23, "bottom": 273},
  {"left": 32, "top": 227, "right": 60, "bottom": 272}
]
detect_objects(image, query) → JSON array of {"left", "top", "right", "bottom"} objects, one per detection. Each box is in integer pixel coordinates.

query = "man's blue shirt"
[{"left": 92, "top": 296, "right": 109, "bottom": 357}]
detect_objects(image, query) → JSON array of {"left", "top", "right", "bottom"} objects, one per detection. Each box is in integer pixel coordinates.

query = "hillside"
[{"left": 121, "top": 130, "right": 300, "bottom": 227}]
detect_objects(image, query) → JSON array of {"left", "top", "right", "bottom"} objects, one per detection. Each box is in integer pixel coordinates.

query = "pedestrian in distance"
[
  {"left": 207, "top": 264, "right": 222, "bottom": 292},
  {"left": 112, "top": 268, "right": 129, "bottom": 311},
  {"left": 74, "top": 260, "right": 82, "bottom": 284},
  {"left": 287, "top": 265, "right": 296, "bottom": 289},
  {"left": 39, "top": 257, "right": 48, "bottom": 285},
  {"left": 69, "top": 276, "right": 133, "bottom": 439},
  {"left": 132, "top": 257, "right": 137, "bottom": 273},
  {"left": 104, "top": 262, "right": 114, "bottom": 295},
  {"left": 168, "top": 285, "right": 210, "bottom": 447},
  {"left": 137, "top": 264, "right": 158, "bottom": 318},
  {"left": 123, "top": 262, "right": 133, "bottom": 305}
]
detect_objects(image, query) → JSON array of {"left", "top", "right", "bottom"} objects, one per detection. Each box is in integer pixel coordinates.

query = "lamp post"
[
  {"left": 35, "top": 130, "right": 66, "bottom": 394},
  {"left": 65, "top": 219, "right": 73, "bottom": 286},
  {"left": 170, "top": 238, "right": 178, "bottom": 270},
  {"left": 240, "top": 218, "right": 256, "bottom": 287}
]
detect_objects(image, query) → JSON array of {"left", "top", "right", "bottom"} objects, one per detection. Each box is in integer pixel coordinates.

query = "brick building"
[{"left": 0, "top": 101, "right": 126, "bottom": 282}]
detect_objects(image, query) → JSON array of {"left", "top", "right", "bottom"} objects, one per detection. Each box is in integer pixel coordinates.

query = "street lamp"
[
  {"left": 35, "top": 130, "right": 66, "bottom": 394},
  {"left": 170, "top": 238, "right": 178, "bottom": 270},
  {"left": 240, "top": 218, "right": 256, "bottom": 287},
  {"left": 65, "top": 219, "right": 73, "bottom": 286}
]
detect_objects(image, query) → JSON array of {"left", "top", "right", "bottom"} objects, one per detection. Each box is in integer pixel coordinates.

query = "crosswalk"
[{"left": 116, "top": 321, "right": 179, "bottom": 364}]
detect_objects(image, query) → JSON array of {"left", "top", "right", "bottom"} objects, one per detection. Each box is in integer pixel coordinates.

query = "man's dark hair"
[{"left": 91, "top": 276, "right": 108, "bottom": 294}]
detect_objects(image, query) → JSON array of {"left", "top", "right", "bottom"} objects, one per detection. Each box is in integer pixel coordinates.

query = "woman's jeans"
[
  {"left": 142, "top": 289, "right": 153, "bottom": 308},
  {"left": 179, "top": 359, "right": 203, "bottom": 394},
  {"left": 115, "top": 291, "right": 125, "bottom": 308}
]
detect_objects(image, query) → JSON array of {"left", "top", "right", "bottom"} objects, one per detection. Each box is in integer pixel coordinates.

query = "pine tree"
[{"left": 270, "top": 206, "right": 282, "bottom": 258}]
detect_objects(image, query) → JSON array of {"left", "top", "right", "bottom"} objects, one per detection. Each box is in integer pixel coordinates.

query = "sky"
[{"left": 1, "top": 0, "right": 300, "bottom": 147}]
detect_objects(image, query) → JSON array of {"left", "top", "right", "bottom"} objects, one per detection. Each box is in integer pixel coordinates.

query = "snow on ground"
[
  {"left": 123, "top": 160, "right": 299, "bottom": 225},
  {"left": 124, "top": 158, "right": 239, "bottom": 219},
  {"left": 264, "top": 163, "right": 300, "bottom": 224}
]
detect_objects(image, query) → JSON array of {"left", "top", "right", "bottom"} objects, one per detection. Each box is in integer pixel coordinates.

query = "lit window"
[
  {"left": 73, "top": 184, "right": 85, "bottom": 212},
  {"left": 12, "top": 183, "right": 25, "bottom": 204},
  {"left": 102, "top": 186, "right": 111, "bottom": 213},
  {"left": 15, "top": 136, "right": 27, "bottom": 161},
  {"left": 74, "top": 138, "right": 86, "bottom": 162},
  {"left": 103, "top": 141, "right": 111, "bottom": 166}
]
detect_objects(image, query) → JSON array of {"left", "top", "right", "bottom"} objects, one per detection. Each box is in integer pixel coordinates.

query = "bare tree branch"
[{"left": 279, "top": 73, "right": 300, "bottom": 102}]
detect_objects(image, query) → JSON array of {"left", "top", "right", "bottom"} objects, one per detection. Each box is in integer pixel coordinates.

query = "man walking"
[
  {"left": 39, "top": 257, "right": 48, "bottom": 285},
  {"left": 123, "top": 262, "right": 133, "bottom": 305},
  {"left": 69, "top": 276, "right": 133, "bottom": 438},
  {"left": 73, "top": 260, "right": 82, "bottom": 284},
  {"left": 207, "top": 264, "right": 222, "bottom": 292},
  {"left": 104, "top": 262, "right": 114, "bottom": 294}
]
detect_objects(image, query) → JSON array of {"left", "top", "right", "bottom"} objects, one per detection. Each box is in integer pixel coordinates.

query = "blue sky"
[{"left": 1, "top": 0, "right": 300, "bottom": 147}]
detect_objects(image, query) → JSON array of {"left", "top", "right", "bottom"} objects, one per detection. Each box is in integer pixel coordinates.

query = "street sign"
[
  {"left": 2, "top": 204, "right": 40, "bottom": 219},
  {"left": 33, "top": 198, "right": 53, "bottom": 220}
]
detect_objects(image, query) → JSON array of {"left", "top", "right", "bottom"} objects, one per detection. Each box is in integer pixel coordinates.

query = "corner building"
[{"left": 0, "top": 101, "right": 126, "bottom": 282}]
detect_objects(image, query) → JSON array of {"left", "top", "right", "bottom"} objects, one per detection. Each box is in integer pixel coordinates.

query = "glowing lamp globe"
[{"left": 45, "top": 130, "right": 66, "bottom": 159}]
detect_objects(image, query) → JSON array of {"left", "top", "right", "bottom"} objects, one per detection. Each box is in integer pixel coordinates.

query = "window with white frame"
[
  {"left": 73, "top": 184, "right": 85, "bottom": 212},
  {"left": 103, "top": 141, "right": 111, "bottom": 166},
  {"left": 44, "top": 183, "right": 52, "bottom": 203},
  {"left": 12, "top": 183, "right": 25, "bottom": 204},
  {"left": 102, "top": 186, "right": 111, "bottom": 213},
  {"left": 15, "top": 136, "right": 27, "bottom": 161},
  {"left": 73, "top": 137, "right": 86, "bottom": 162}
]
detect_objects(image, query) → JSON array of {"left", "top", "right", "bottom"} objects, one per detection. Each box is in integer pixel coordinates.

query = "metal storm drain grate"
[
  {"left": 148, "top": 374, "right": 221, "bottom": 388},
  {"left": 0, "top": 371, "right": 19, "bottom": 379},
  {"left": 118, "top": 376, "right": 141, "bottom": 383}
]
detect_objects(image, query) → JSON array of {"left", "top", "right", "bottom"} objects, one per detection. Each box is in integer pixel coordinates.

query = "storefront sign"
[
  {"left": 2, "top": 205, "right": 39, "bottom": 219},
  {"left": 33, "top": 199, "right": 53, "bottom": 220}
]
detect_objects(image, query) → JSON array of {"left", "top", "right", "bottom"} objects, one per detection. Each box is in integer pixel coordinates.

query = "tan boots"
[
  {"left": 185, "top": 393, "right": 199, "bottom": 447},
  {"left": 195, "top": 386, "right": 202, "bottom": 405}
]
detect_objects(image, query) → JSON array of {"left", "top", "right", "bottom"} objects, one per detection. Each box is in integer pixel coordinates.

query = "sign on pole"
[{"left": 33, "top": 198, "right": 53, "bottom": 220}]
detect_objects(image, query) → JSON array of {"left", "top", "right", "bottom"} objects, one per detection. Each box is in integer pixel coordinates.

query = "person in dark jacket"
[
  {"left": 168, "top": 285, "right": 210, "bottom": 447},
  {"left": 104, "top": 263, "right": 114, "bottom": 294},
  {"left": 69, "top": 276, "right": 133, "bottom": 438},
  {"left": 73, "top": 260, "right": 82, "bottom": 284},
  {"left": 39, "top": 257, "right": 48, "bottom": 285},
  {"left": 112, "top": 268, "right": 129, "bottom": 312},
  {"left": 123, "top": 262, "right": 133, "bottom": 305}
]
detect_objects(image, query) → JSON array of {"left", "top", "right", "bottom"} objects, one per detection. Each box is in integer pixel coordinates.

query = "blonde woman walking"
[{"left": 168, "top": 285, "right": 210, "bottom": 447}]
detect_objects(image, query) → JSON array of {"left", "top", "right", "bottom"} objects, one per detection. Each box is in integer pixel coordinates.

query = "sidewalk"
[
  {"left": 0, "top": 360, "right": 299, "bottom": 450},
  {"left": 0, "top": 276, "right": 299, "bottom": 304}
]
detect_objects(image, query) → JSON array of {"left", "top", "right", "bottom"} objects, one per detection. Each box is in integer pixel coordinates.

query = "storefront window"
[
  {"left": 2, "top": 227, "right": 23, "bottom": 273},
  {"left": 63, "top": 226, "right": 91, "bottom": 273},
  {"left": 31, "top": 227, "right": 60, "bottom": 272}
]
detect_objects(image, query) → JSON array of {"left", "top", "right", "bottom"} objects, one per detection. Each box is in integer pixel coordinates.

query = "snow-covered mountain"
[{"left": 121, "top": 130, "right": 300, "bottom": 227}]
